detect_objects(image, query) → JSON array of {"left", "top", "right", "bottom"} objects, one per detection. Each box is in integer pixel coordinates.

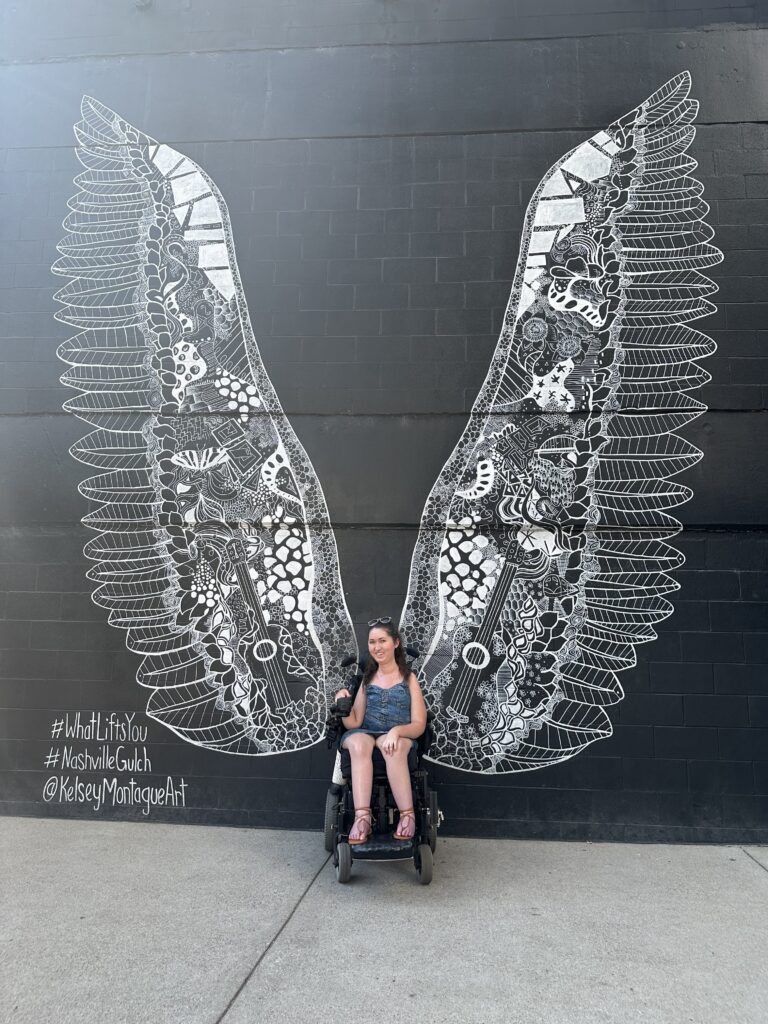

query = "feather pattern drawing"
[
  {"left": 54, "top": 97, "right": 356, "bottom": 754},
  {"left": 400, "top": 72, "right": 721, "bottom": 772},
  {"left": 55, "top": 74, "right": 720, "bottom": 773}
]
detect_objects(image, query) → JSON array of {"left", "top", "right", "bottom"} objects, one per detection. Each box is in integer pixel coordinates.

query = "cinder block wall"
[{"left": 1, "top": 1, "right": 767, "bottom": 840}]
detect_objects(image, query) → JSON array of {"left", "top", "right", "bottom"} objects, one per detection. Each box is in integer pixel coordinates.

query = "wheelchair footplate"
[{"left": 347, "top": 833, "right": 415, "bottom": 860}]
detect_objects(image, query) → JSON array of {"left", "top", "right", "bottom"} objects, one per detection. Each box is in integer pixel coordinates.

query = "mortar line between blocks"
[{"left": 214, "top": 852, "right": 332, "bottom": 1024}]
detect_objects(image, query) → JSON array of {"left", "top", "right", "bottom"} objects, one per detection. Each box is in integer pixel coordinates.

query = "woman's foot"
[
  {"left": 393, "top": 807, "right": 416, "bottom": 841},
  {"left": 348, "top": 808, "right": 373, "bottom": 845}
]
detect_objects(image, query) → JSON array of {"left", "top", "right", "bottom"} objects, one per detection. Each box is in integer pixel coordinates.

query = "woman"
[{"left": 335, "top": 618, "right": 427, "bottom": 845}]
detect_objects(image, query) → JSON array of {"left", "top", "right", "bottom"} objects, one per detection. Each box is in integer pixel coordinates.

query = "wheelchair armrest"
[{"left": 416, "top": 713, "right": 436, "bottom": 758}]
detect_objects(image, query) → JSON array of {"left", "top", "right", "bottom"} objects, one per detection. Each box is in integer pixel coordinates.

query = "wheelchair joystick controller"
[{"left": 332, "top": 695, "right": 353, "bottom": 717}]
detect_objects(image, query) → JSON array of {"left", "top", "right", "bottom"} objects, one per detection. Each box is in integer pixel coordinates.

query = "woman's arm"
[
  {"left": 341, "top": 684, "right": 366, "bottom": 730},
  {"left": 391, "top": 672, "right": 427, "bottom": 740}
]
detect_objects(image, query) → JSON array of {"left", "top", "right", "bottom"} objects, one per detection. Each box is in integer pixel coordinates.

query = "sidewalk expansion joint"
[
  {"left": 740, "top": 847, "right": 768, "bottom": 876},
  {"left": 214, "top": 852, "right": 332, "bottom": 1024}
]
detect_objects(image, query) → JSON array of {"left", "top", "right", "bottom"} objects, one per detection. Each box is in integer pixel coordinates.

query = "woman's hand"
[
  {"left": 333, "top": 687, "right": 353, "bottom": 717},
  {"left": 381, "top": 728, "right": 401, "bottom": 756}
]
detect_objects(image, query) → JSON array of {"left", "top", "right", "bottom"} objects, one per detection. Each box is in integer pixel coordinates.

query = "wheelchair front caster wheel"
[
  {"left": 335, "top": 841, "right": 352, "bottom": 883},
  {"left": 415, "top": 843, "right": 433, "bottom": 885}
]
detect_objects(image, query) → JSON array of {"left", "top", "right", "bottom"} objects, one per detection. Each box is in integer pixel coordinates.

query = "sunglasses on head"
[{"left": 367, "top": 616, "right": 393, "bottom": 627}]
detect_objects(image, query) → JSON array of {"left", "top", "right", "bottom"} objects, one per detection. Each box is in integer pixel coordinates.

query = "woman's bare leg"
[
  {"left": 375, "top": 736, "right": 415, "bottom": 837},
  {"left": 343, "top": 733, "right": 375, "bottom": 840}
]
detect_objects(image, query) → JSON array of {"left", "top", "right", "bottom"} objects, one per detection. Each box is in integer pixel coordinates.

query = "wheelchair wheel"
[
  {"left": 323, "top": 789, "right": 338, "bottom": 852},
  {"left": 415, "top": 843, "right": 433, "bottom": 886},
  {"left": 428, "top": 789, "right": 439, "bottom": 852},
  {"left": 335, "top": 841, "right": 352, "bottom": 884}
]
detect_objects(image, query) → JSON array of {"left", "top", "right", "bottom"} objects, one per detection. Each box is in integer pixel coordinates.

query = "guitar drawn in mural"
[
  {"left": 400, "top": 71, "right": 721, "bottom": 772},
  {"left": 55, "top": 72, "right": 720, "bottom": 772},
  {"left": 53, "top": 96, "right": 356, "bottom": 754}
]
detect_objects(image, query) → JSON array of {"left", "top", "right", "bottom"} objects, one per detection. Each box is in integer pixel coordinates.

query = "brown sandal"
[
  {"left": 348, "top": 808, "right": 373, "bottom": 846},
  {"left": 393, "top": 807, "right": 416, "bottom": 841}
]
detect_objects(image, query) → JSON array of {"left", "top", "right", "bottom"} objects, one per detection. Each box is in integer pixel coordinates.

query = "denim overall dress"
[{"left": 341, "top": 680, "right": 416, "bottom": 748}]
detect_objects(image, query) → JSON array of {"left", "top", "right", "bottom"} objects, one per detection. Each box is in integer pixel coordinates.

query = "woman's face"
[{"left": 368, "top": 627, "right": 399, "bottom": 664}]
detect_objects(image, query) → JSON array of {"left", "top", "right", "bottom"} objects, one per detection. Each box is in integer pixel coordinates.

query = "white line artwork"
[
  {"left": 400, "top": 72, "right": 721, "bottom": 772},
  {"left": 54, "top": 97, "right": 357, "bottom": 755},
  {"left": 55, "top": 74, "right": 720, "bottom": 774}
]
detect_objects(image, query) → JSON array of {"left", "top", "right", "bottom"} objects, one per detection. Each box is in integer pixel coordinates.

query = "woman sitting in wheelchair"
[{"left": 335, "top": 617, "right": 427, "bottom": 845}]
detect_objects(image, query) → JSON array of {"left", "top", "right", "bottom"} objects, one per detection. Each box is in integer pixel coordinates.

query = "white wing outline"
[
  {"left": 400, "top": 73, "right": 721, "bottom": 773},
  {"left": 54, "top": 97, "right": 357, "bottom": 755}
]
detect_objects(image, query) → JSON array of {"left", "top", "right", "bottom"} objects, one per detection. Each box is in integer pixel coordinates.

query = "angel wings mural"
[{"left": 54, "top": 72, "right": 721, "bottom": 773}]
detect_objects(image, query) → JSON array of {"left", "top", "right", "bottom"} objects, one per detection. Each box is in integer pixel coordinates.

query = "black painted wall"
[{"left": 1, "top": 0, "right": 767, "bottom": 841}]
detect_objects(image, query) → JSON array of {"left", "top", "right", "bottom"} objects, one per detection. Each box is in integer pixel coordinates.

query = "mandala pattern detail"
[
  {"left": 400, "top": 73, "right": 721, "bottom": 773},
  {"left": 54, "top": 97, "right": 356, "bottom": 754}
]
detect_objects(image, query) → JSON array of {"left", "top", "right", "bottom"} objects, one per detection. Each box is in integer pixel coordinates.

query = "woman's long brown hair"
[{"left": 361, "top": 619, "right": 409, "bottom": 686}]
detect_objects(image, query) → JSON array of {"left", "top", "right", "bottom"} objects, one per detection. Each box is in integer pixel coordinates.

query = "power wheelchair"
[{"left": 324, "top": 649, "right": 443, "bottom": 885}]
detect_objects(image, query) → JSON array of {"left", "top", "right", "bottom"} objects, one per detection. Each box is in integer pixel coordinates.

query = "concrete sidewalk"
[{"left": 1, "top": 818, "right": 766, "bottom": 1024}]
